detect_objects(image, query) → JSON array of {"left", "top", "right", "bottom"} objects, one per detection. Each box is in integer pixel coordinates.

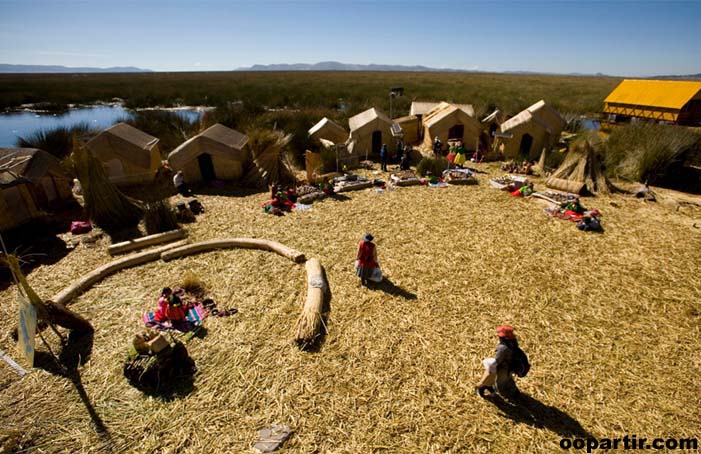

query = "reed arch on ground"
[{"left": 51, "top": 238, "right": 329, "bottom": 348}]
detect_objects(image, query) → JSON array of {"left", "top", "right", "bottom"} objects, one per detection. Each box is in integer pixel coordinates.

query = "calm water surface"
[{"left": 0, "top": 105, "right": 204, "bottom": 147}]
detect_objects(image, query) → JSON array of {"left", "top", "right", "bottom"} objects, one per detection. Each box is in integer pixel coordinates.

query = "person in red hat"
[{"left": 475, "top": 324, "right": 528, "bottom": 398}]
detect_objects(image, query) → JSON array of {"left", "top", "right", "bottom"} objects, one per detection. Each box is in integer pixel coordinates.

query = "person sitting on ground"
[
  {"left": 561, "top": 197, "right": 585, "bottom": 214},
  {"left": 285, "top": 187, "right": 298, "bottom": 203},
  {"left": 475, "top": 324, "right": 527, "bottom": 399},
  {"left": 520, "top": 160, "right": 534, "bottom": 175},
  {"left": 154, "top": 287, "right": 190, "bottom": 323},
  {"left": 173, "top": 171, "right": 192, "bottom": 197},
  {"left": 471, "top": 149, "right": 484, "bottom": 163},
  {"left": 355, "top": 233, "right": 383, "bottom": 285},
  {"left": 510, "top": 181, "right": 534, "bottom": 197}
]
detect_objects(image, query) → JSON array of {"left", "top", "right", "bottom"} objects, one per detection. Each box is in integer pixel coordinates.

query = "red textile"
[
  {"left": 510, "top": 189, "right": 523, "bottom": 197},
  {"left": 154, "top": 296, "right": 188, "bottom": 322},
  {"left": 357, "top": 241, "right": 377, "bottom": 267}
]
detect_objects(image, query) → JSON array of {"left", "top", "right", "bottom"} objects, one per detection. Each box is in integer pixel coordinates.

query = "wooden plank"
[{"left": 108, "top": 229, "right": 187, "bottom": 256}]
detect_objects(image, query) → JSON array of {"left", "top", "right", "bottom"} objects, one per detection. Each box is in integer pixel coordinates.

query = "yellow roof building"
[{"left": 603, "top": 79, "right": 701, "bottom": 124}]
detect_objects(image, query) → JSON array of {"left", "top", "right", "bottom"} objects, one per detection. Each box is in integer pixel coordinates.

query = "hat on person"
[
  {"left": 589, "top": 209, "right": 601, "bottom": 217},
  {"left": 495, "top": 324, "right": 515, "bottom": 339},
  {"left": 363, "top": 233, "right": 374, "bottom": 242}
]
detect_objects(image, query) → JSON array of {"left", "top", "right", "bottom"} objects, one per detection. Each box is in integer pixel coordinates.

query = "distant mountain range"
[
  {"left": 652, "top": 73, "right": 701, "bottom": 80},
  {"left": 0, "top": 64, "right": 152, "bottom": 73},
  {"left": 237, "top": 61, "right": 475, "bottom": 72}
]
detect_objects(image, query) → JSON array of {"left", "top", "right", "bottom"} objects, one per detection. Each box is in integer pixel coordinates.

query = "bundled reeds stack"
[
  {"left": 72, "top": 142, "right": 143, "bottom": 235},
  {"left": 294, "top": 258, "right": 328, "bottom": 349},
  {"left": 143, "top": 199, "right": 179, "bottom": 235},
  {"left": 546, "top": 138, "right": 613, "bottom": 195},
  {"left": 242, "top": 129, "right": 296, "bottom": 187}
]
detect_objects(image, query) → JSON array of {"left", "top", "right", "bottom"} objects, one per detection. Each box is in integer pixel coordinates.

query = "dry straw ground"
[{"left": 1, "top": 164, "right": 700, "bottom": 453}]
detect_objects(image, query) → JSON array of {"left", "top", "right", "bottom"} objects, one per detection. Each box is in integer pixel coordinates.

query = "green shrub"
[
  {"left": 16, "top": 123, "right": 94, "bottom": 159},
  {"left": 604, "top": 123, "right": 701, "bottom": 183},
  {"left": 416, "top": 156, "right": 449, "bottom": 177}
]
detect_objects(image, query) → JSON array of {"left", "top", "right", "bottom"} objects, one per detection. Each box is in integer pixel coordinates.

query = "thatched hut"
[
  {"left": 420, "top": 102, "right": 482, "bottom": 153},
  {"left": 167, "top": 123, "right": 249, "bottom": 183},
  {"left": 308, "top": 117, "right": 348, "bottom": 145},
  {"left": 85, "top": 122, "right": 161, "bottom": 186},
  {"left": 346, "top": 108, "right": 394, "bottom": 159},
  {"left": 394, "top": 115, "right": 420, "bottom": 144},
  {"left": 494, "top": 100, "right": 566, "bottom": 160},
  {"left": 0, "top": 148, "right": 72, "bottom": 231},
  {"left": 481, "top": 109, "right": 505, "bottom": 148}
]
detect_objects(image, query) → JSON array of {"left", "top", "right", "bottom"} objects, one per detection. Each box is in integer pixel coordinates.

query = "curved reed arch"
[{"left": 51, "top": 238, "right": 329, "bottom": 348}]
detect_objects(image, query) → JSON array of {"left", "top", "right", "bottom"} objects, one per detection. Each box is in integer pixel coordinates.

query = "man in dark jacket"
[
  {"left": 380, "top": 144, "right": 389, "bottom": 171},
  {"left": 476, "top": 324, "right": 522, "bottom": 398}
]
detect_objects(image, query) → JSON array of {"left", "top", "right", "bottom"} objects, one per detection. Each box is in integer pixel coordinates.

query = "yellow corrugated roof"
[{"left": 604, "top": 79, "right": 701, "bottom": 110}]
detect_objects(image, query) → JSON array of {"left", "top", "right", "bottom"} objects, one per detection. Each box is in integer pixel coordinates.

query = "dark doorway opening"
[
  {"left": 448, "top": 124, "right": 464, "bottom": 140},
  {"left": 197, "top": 153, "right": 216, "bottom": 181},
  {"left": 519, "top": 133, "right": 533, "bottom": 156},
  {"left": 371, "top": 131, "right": 382, "bottom": 154}
]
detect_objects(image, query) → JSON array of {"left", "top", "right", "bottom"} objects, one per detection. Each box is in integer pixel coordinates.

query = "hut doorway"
[
  {"left": 198, "top": 153, "right": 216, "bottom": 181},
  {"left": 372, "top": 131, "right": 382, "bottom": 154},
  {"left": 448, "top": 124, "right": 464, "bottom": 140},
  {"left": 519, "top": 133, "right": 533, "bottom": 156}
]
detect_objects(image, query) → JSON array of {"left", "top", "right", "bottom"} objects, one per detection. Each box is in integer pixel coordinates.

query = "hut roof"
[
  {"left": 422, "top": 102, "right": 476, "bottom": 129},
  {"left": 411, "top": 101, "right": 474, "bottom": 117},
  {"left": 308, "top": 117, "right": 347, "bottom": 137},
  {"left": 86, "top": 122, "right": 159, "bottom": 169},
  {"left": 604, "top": 79, "right": 701, "bottom": 110},
  {"left": 168, "top": 123, "right": 248, "bottom": 169},
  {"left": 0, "top": 148, "right": 65, "bottom": 188},
  {"left": 348, "top": 108, "right": 391, "bottom": 132},
  {"left": 500, "top": 100, "right": 565, "bottom": 134}
]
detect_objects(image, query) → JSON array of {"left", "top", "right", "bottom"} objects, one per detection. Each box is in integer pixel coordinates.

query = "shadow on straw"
[
  {"left": 487, "top": 393, "right": 591, "bottom": 439},
  {"left": 34, "top": 330, "right": 113, "bottom": 448},
  {"left": 368, "top": 278, "right": 417, "bottom": 300}
]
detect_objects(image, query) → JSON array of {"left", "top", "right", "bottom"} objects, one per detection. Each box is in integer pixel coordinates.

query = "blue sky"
[{"left": 0, "top": 0, "right": 699, "bottom": 76}]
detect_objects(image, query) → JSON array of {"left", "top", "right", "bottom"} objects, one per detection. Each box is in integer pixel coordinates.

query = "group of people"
[
  {"left": 354, "top": 234, "right": 529, "bottom": 399},
  {"left": 434, "top": 136, "right": 485, "bottom": 165},
  {"left": 380, "top": 142, "right": 412, "bottom": 172},
  {"left": 262, "top": 184, "right": 298, "bottom": 215},
  {"left": 502, "top": 160, "right": 535, "bottom": 175}
]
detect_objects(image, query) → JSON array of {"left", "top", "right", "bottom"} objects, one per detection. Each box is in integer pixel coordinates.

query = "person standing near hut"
[
  {"left": 355, "top": 233, "right": 382, "bottom": 286},
  {"left": 475, "top": 324, "right": 529, "bottom": 399},
  {"left": 380, "top": 144, "right": 389, "bottom": 172}
]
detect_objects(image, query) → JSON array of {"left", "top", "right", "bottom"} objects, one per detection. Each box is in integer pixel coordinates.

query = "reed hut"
[
  {"left": 421, "top": 102, "right": 482, "bottom": 153},
  {"left": 346, "top": 108, "right": 394, "bottom": 159},
  {"left": 85, "top": 122, "right": 161, "bottom": 186},
  {"left": 167, "top": 123, "right": 249, "bottom": 183},
  {"left": 308, "top": 117, "right": 348, "bottom": 145},
  {"left": 394, "top": 115, "right": 420, "bottom": 144},
  {"left": 0, "top": 148, "right": 72, "bottom": 231},
  {"left": 494, "top": 100, "right": 566, "bottom": 160}
]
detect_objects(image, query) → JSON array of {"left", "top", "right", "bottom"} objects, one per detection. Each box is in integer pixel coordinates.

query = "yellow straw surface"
[{"left": 1, "top": 163, "right": 700, "bottom": 453}]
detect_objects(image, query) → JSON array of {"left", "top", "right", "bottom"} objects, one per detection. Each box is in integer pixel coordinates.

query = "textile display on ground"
[{"left": 143, "top": 303, "right": 207, "bottom": 332}]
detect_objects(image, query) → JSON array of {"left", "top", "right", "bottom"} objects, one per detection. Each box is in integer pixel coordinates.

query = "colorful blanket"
[{"left": 143, "top": 303, "right": 207, "bottom": 332}]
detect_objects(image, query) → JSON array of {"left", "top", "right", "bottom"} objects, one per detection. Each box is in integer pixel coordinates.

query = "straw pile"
[
  {"left": 546, "top": 139, "right": 614, "bottom": 195},
  {"left": 243, "top": 129, "right": 296, "bottom": 187},
  {"left": 1, "top": 162, "right": 700, "bottom": 452},
  {"left": 72, "top": 145, "right": 143, "bottom": 235}
]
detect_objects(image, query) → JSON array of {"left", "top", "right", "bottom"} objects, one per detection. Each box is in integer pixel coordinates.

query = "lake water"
[{"left": 0, "top": 105, "right": 205, "bottom": 147}]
